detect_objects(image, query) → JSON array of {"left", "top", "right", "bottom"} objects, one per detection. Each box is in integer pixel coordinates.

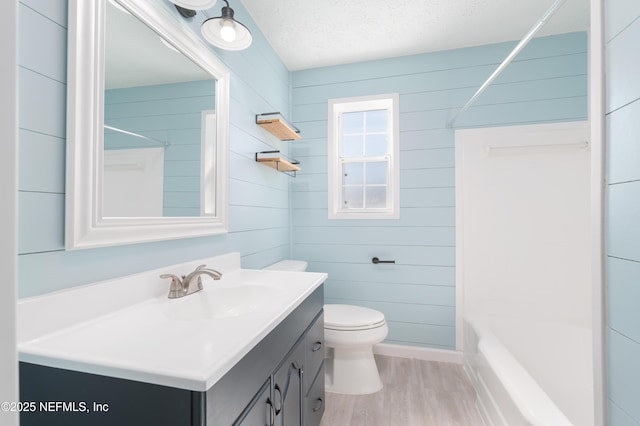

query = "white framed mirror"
[{"left": 66, "top": 0, "right": 230, "bottom": 249}]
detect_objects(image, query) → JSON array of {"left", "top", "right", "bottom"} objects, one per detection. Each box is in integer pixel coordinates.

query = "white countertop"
[{"left": 17, "top": 253, "right": 327, "bottom": 391}]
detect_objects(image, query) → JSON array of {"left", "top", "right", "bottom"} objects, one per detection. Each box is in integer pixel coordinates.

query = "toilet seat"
[{"left": 324, "top": 304, "right": 386, "bottom": 331}]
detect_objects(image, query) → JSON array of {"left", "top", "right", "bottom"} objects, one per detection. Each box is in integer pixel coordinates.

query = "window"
[{"left": 328, "top": 94, "right": 400, "bottom": 219}]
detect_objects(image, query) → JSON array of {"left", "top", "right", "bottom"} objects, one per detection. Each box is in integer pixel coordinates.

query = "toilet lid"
[{"left": 324, "top": 304, "right": 386, "bottom": 331}]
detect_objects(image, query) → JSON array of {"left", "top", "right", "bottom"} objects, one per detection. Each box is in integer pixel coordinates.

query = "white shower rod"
[{"left": 448, "top": 0, "right": 568, "bottom": 128}]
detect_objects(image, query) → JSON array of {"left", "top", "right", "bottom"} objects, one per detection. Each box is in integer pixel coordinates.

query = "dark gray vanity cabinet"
[
  {"left": 233, "top": 318, "right": 325, "bottom": 426},
  {"left": 207, "top": 286, "right": 324, "bottom": 425},
  {"left": 230, "top": 313, "right": 325, "bottom": 426},
  {"left": 20, "top": 285, "right": 324, "bottom": 426},
  {"left": 235, "top": 341, "right": 304, "bottom": 426}
]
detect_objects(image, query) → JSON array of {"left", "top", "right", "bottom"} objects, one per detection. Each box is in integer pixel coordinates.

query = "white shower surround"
[{"left": 455, "top": 121, "right": 593, "bottom": 425}]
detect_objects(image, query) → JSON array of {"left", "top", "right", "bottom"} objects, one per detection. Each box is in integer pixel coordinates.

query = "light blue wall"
[
  {"left": 290, "top": 32, "right": 588, "bottom": 350},
  {"left": 605, "top": 1, "right": 640, "bottom": 424},
  {"left": 17, "top": 0, "right": 293, "bottom": 297},
  {"left": 105, "top": 80, "right": 216, "bottom": 216}
]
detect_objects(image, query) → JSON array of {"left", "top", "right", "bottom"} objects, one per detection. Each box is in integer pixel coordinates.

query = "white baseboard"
[{"left": 373, "top": 343, "right": 463, "bottom": 364}]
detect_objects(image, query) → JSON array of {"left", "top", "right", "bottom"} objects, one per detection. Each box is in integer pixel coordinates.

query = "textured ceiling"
[{"left": 240, "top": 0, "right": 590, "bottom": 71}]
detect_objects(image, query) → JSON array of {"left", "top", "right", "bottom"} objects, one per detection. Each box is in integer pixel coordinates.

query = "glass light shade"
[
  {"left": 169, "top": 0, "right": 217, "bottom": 9},
  {"left": 201, "top": 16, "right": 252, "bottom": 51}
]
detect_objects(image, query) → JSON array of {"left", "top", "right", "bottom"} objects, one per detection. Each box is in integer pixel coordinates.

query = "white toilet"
[{"left": 264, "top": 260, "right": 388, "bottom": 395}]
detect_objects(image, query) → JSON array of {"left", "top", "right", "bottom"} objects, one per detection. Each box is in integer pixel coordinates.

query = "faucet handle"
[{"left": 160, "top": 274, "right": 186, "bottom": 299}]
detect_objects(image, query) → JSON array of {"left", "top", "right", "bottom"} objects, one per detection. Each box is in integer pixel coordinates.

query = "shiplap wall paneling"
[
  {"left": 605, "top": 2, "right": 640, "bottom": 423},
  {"left": 291, "top": 32, "right": 588, "bottom": 350}
]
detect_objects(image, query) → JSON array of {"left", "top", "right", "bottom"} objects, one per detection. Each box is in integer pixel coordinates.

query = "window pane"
[
  {"left": 342, "top": 134, "right": 363, "bottom": 157},
  {"left": 365, "top": 134, "right": 387, "bottom": 156},
  {"left": 329, "top": 94, "right": 397, "bottom": 219},
  {"left": 365, "top": 110, "right": 387, "bottom": 133},
  {"left": 365, "top": 162, "right": 387, "bottom": 185},
  {"left": 365, "top": 186, "right": 387, "bottom": 208},
  {"left": 343, "top": 162, "right": 364, "bottom": 185},
  {"left": 342, "top": 112, "right": 364, "bottom": 134},
  {"left": 343, "top": 186, "right": 364, "bottom": 209}
]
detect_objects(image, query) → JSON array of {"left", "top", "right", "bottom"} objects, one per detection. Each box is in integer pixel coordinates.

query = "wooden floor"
[{"left": 319, "top": 355, "right": 484, "bottom": 426}]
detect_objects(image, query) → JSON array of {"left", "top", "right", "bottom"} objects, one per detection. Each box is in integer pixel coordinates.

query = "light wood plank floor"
[{"left": 319, "top": 355, "right": 484, "bottom": 426}]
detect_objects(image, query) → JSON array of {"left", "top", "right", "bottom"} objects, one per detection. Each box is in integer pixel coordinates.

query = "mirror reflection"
[{"left": 103, "top": 0, "right": 216, "bottom": 217}]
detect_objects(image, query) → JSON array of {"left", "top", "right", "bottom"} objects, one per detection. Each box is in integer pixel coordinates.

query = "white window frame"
[{"left": 328, "top": 93, "right": 400, "bottom": 220}]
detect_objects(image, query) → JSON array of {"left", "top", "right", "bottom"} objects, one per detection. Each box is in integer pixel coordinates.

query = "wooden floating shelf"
[
  {"left": 255, "top": 150, "right": 301, "bottom": 177},
  {"left": 256, "top": 113, "right": 301, "bottom": 141},
  {"left": 256, "top": 157, "right": 301, "bottom": 172}
]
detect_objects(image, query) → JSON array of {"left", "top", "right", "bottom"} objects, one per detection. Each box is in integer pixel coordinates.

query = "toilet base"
[{"left": 325, "top": 346, "right": 383, "bottom": 395}]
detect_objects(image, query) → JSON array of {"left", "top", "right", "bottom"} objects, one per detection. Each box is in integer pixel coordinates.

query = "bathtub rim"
[{"left": 464, "top": 314, "right": 573, "bottom": 426}]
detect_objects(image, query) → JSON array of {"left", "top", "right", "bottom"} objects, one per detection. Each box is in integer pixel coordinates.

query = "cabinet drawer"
[
  {"left": 305, "top": 362, "right": 325, "bottom": 426},
  {"left": 304, "top": 311, "right": 324, "bottom": 394}
]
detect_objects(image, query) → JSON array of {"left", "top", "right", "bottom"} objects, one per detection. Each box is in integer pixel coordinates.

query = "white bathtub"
[{"left": 463, "top": 315, "right": 594, "bottom": 426}]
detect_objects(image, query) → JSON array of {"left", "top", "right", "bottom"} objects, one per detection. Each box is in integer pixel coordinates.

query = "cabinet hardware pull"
[
  {"left": 372, "top": 257, "right": 395, "bottom": 264},
  {"left": 266, "top": 400, "right": 275, "bottom": 426},
  {"left": 273, "top": 385, "right": 283, "bottom": 415},
  {"left": 313, "top": 398, "right": 324, "bottom": 412},
  {"left": 311, "top": 342, "right": 322, "bottom": 352}
]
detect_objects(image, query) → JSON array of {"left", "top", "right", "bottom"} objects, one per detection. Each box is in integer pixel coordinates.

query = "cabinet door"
[
  {"left": 234, "top": 379, "right": 273, "bottom": 426},
  {"left": 273, "top": 341, "right": 305, "bottom": 426}
]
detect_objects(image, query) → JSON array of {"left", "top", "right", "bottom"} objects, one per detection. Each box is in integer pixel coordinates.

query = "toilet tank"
[{"left": 263, "top": 260, "right": 308, "bottom": 272}]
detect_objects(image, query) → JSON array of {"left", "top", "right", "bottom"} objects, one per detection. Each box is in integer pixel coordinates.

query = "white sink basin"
[{"left": 167, "top": 284, "right": 279, "bottom": 320}]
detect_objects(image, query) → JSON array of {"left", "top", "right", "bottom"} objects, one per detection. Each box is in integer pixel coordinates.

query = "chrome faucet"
[{"left": 160, "top": 264, "right": 222, "bottom": 299}]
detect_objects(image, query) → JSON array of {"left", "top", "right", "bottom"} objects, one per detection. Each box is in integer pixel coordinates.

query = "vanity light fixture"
[
  {"left": 201, "top": 0, "right": 252, "bottom": 51},
  {"left": 175, "top": 6, "right": 197, "bottom": 19}
]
